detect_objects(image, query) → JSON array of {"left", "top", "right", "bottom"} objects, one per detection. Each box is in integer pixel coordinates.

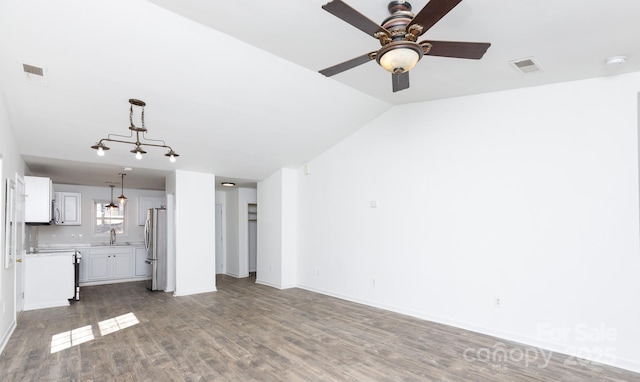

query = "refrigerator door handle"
[{"left": 144, "top": 217, "right": 150, "bottom": 252}]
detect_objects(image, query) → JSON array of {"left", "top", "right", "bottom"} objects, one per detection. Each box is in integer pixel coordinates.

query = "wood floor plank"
[{"left": 1, "top": 275, "right": 638, "bottom": 381}]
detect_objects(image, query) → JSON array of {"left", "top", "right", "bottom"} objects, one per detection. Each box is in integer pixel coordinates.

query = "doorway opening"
[{"left": 248, "top": 203, "right": 257, "bottom": 278}]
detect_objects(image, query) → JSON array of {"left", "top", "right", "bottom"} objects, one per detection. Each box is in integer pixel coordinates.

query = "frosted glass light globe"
[{"left": 379, "top": 48, "right": 420, "bottom": 74}]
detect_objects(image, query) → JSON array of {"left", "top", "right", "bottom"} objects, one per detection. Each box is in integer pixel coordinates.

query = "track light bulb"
[
  {"left": 97, "top": 147, "right": 105, "bottom": 156},
  {"left": 169, "top": 154, "right": 176, "bottom": 163},
  {"left": 135, "top": 151, "right": 142, "bottom": 160}
]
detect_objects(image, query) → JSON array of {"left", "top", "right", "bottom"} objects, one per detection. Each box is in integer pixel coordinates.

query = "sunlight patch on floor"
[
  {"left": 98, "top": 312, "right": 140, "bottom": 336},
  {"left": 50, "top": 325, "right": 94, "bottom": 354},
  {"left": 50, "top": 312, "right": 140, "bottom": 354}
]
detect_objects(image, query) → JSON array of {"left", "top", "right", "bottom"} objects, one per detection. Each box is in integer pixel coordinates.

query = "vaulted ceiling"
[{"left": 0, "top": 0, "right": 638, "bottom": 189}]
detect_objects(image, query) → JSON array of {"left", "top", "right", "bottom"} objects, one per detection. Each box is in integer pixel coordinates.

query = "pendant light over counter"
[
  {"left": 105, "top": 184, "right": 118, "bottom": 210},
  {"left": 118, "top": 173, "right": 127, "bottom": 205}
]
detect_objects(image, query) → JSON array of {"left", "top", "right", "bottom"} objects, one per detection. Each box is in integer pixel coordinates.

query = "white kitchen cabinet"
[
  {"left": 25, "top": 176, "right": 53, "bottom": 224},
  {"left": 112, "top": 251, "right": 134, "bottom": 278},
  {"left": 138, "top": 196, "right": 164, "bottom": 226},
  {"left": 86, "top": 247, "right": 134, "bottom": 282},
  {"left": 88, "top": 252, "right": 110, "bottom": 281},
  {"left": 134, "top": 246, "right": 150, "bottom": 277},
  {"left": 54, "top": 192, "right": 82, "bottom": 225}
]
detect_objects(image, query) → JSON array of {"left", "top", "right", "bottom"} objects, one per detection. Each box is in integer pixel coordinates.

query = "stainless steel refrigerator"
[{"left": 144, "top": 207, "right": 167, "bottom": 291}]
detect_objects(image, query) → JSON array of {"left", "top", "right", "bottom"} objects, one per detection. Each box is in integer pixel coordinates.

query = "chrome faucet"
[{"left": 109, "top": 228, "right": 116, "bottom": 245}]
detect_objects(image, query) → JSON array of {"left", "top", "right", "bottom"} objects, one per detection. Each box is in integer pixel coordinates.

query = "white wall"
[
  {"left": 0, "top": 92, "right": 26, "bottom": 354},
  {"left": 174, "top": 170, "right": 217, "bottom": 296},
  {"left": 165, "top": 175, "right": 176, "bottom": 292},
  {"left": 256, "top": 168, "right": 297, "bottom": 289},
  {"left": 296, "top": 72, "right": 640, "bottom": 372},
  {"left": 215, "top": 190, "right": 226, "bottom": 274},
  {"left": 36, "top": 184, "right": 164, "bottom": 246}
]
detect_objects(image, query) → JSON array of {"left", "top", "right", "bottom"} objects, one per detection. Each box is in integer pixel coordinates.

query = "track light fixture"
[{"left": 91, "top": 99, "right": 179, "bottom": 162}]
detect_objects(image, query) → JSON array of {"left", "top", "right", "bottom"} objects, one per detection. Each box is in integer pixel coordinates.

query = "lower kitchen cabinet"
[
  {"left": 80, "top": 246, "right": 148, "bottom": 286},
  {"left": 134, "top": 246, "right": 150, "bottom": 277}
]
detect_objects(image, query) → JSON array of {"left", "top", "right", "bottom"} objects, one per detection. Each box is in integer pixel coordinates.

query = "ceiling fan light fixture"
[{"left": 377, "top": 42, "right": 423, "bottom": 74}]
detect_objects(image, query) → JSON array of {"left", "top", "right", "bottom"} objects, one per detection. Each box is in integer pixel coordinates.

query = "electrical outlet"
[{"left": 494, "top": 297, "right": 502, "bottom": 308}]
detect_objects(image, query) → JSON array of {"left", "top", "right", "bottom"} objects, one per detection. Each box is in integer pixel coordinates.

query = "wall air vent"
[
  {"left": 509, "top": 57, "right": 543, "bottom": 74},
  {"left": 22, "top": 62, "right": 48, "bottom": 86}
]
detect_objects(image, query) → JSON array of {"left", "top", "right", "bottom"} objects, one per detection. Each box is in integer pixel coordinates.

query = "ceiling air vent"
[
  {"left": 22, "top": 62, "right": 47, "bottom": 85},
  {"left": 509, "top": 57, "right": 543, "bottom": 74},
  {"left": 23, "top": 64, "right": 43, "bottom": 76}
]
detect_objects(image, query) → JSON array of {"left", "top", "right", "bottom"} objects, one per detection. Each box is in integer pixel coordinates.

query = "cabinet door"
[
  {"left": 134, "top": 247, "right": 150, "bottom": 277},
  {"left": 138, "top": 196, "right": 164, "bottom": 225},
  {"left": 56, "top": 192, "right": 82, "bottom": 225},
  {"left": 88, "top": 253, "right": 110, "bottom": 281},
  {"left": 79, "top": 249, "right": 89, "bottom": 282},
  {"left": 112, "top": 252, "right": 134, "bottom": 279},
  {"left": 25, "top": 176, "right": 53, "bottom": 223}
]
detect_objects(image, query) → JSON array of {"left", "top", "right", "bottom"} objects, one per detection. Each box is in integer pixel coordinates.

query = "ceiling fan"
[{"left": 319, "top": 0, "right": 491, "bottom": 92}]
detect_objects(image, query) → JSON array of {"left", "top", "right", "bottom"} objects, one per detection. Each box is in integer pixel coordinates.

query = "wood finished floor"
[{"left": 1, "top": 275, "right": 638, "bottom": 381}]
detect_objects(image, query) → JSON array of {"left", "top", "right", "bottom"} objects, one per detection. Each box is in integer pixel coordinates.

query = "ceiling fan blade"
[
  {"left": 408, "top": 0, "right": 463, "bottom": 36},
  {"left": 319, "top": 52, "right": 375, "bottom": 77},
  {"left": 322, "top": 0, "right": 389, "bottom": 38},
  {"left": 423, "top": 40, "right": 491, "bottom": 59},
  {"left": 392, "top": 72, "right": 410, "bottom": 92}
]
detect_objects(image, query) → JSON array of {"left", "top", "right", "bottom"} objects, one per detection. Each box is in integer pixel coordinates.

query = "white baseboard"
[
  {"left": 24, "top": 300, "right": 70, "bottom": 311},
  {"left": 0, "top": 320, "right": 16, "bottom": 357},
  {"left": 173, "top": 286, "right": 217, "bottom": 297},
  {"left": 80, "top": 277, "right": 149, "bottom": 287}
]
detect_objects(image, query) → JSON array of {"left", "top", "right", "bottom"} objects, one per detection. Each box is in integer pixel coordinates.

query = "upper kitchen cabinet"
[
  {"left": 54, "top": 192, "right": 82, "bottom": 225},
  {"left": 138, "top": 196, "right": 164, "bottom": 225},
  {"left": 25, "top": 176, "right": 53, "bottom": 224}
]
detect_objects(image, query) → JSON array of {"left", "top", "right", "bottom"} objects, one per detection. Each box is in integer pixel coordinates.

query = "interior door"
[{"left": 15, "top": 174, "right": 25, "bottom": 315}]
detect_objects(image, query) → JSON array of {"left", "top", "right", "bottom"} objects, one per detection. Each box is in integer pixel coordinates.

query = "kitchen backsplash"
[{"left": 35, "top": 183, "right": 164, "bottom": 247}]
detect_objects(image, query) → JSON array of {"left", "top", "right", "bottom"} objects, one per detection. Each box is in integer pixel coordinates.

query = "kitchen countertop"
[
  {"left": 26, "top": 250, "right": 77, "bottom": 257},
  {"left": 31, "top": 242, "right": 144, "bottom": 254}
]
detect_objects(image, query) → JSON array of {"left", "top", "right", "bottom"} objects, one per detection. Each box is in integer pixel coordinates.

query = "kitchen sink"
[{"left": 91, "top": 242, "right": 134, "bottom": 247}]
